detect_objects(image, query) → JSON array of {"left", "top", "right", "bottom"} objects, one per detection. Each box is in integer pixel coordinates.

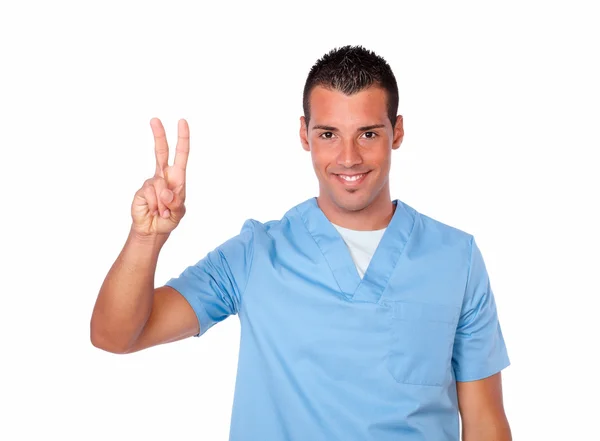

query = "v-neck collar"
[{"left": 295, "top": 197, "right": 416, "bottom": 303}]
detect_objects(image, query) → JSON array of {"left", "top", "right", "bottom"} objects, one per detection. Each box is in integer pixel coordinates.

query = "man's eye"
[
  {"left": 362, "top": 131, "right": 377, "bottom": 139},
  {"left": 319, "top": 132, "right": 334, "bottom": 139}
]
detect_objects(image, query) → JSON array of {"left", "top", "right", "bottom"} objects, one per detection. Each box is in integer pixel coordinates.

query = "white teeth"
[{"left": 339, "top": 174, "right": 364, "bottom": 181}]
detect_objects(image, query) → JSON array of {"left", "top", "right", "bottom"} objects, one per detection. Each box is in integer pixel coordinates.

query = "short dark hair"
[{"left": 303, "top": 45, "right": 399, "bottom": 129}]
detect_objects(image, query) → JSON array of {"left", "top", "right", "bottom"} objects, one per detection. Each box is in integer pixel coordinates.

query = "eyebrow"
[{"left": 312, "top": 124, "right": 386, "bottom": 131}]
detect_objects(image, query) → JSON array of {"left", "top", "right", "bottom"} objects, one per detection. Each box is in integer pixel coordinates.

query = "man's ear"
[
  {"left": 300, "top": 116, "right": 310, "bottom": 152},
  {"left": 392, "top": 115, "right": 404, "bottom": 150}
]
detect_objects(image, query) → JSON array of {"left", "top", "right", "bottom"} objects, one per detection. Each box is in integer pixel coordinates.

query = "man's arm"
[
  {"left": 90, "top": 118, "right": 198, "bottom": 353},
  {"left": 90, "top": 228, "right": 199, "bottom": 354},
  {"left": 452, "top": 236, "right": 511, "bottom": 438},
  {"left": 457, "top": 372, "right": 512, "bottom": 441}
]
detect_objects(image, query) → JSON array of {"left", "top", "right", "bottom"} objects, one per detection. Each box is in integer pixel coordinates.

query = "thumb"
[{"left": 161, "top": 189, "right": 184, "bottom": 216}]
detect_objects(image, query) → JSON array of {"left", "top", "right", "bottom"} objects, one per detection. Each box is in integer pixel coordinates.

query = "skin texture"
[{"left": 300, "top": 85, "right": 404, "bottom": 231}]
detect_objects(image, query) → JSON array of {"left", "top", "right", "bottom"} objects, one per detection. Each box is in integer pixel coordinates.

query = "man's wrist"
[{"left": 128, "top": 227, "right": 170, "bottom": 249}]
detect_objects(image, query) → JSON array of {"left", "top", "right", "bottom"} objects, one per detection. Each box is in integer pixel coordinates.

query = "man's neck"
[{"left": 316, "top": 192, "right": 396, "bottom": 231}]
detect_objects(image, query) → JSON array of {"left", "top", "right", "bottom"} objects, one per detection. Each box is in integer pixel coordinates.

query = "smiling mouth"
[{"left": 333, "top": 171, "right": 370, "bottom": 186}]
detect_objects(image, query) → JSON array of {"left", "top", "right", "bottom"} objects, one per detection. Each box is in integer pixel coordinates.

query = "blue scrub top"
[{"left": 165, "top": 197, "right": 510, "bottom": 441}]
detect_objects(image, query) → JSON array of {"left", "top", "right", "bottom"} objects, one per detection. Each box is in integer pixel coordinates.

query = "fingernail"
[{"left": 162, "top": 209, "right": 170, "bottom": 218}]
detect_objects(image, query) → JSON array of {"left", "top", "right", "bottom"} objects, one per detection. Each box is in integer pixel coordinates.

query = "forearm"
[
  {"left": 462, "top": 416, "right": 512, "bottom": 441},
  {"left": 90, "top": 227, "right": 169, "bottom": 352}
]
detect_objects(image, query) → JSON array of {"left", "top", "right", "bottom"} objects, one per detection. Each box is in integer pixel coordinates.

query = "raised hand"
[{"left": 131, "top": 118, "right": 190, "bottom": 237}]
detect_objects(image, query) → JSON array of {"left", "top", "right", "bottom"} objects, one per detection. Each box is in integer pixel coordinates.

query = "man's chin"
[{"left": 330, "top": 191, "right": 372, "bottom": 213}]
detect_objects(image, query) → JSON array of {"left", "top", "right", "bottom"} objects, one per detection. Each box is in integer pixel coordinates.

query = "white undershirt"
[{"left": 332, "top": 223, "right": 387, "bottom": 278}]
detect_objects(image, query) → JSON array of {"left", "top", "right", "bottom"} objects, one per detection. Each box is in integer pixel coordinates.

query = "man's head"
[{"left": 300, "top": 45, "right": 404, "bottom": 215}]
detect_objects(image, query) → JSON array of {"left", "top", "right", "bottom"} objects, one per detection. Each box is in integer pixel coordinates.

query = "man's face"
[{"left": 300, "top": 85, "right": 404, "bottom": 213}]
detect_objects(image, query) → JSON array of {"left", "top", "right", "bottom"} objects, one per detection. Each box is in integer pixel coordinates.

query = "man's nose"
[{"left": 336, "top": 140, "right": 363, "bottom": 167}]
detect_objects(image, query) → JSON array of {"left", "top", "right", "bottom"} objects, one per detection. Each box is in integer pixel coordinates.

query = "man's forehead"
[{"left": 308, "top": 85, "right": 389, "bottom": 129}]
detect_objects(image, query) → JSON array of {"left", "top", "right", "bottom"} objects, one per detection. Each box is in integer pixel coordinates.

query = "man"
[{"left": 91, "top": 45, "right": 511, "bottom": 440}]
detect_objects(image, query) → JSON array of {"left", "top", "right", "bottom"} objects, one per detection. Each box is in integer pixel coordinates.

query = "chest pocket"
[{"left": 385, "top": 301, "right": 460, "bottom": 387}]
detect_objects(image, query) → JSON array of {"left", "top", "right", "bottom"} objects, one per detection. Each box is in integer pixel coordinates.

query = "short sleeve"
[
  {"left": 164, "top": 219, "right": 256, "bottom": 338},
  {"left": 452, "top": 236, "right": 510, "bottom": 381}
]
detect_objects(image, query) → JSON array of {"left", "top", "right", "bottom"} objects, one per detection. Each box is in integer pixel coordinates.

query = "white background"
[{"left": 1, "top": 0, "right": 598, "bottom": 439}]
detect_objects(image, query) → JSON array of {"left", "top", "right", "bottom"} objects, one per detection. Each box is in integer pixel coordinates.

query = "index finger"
[
  {"left": 150, "top": 117, "right": 169, "bottom": 176},
  {"left": 174, "top": 119, "right": 190, "bottom": 171}
]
